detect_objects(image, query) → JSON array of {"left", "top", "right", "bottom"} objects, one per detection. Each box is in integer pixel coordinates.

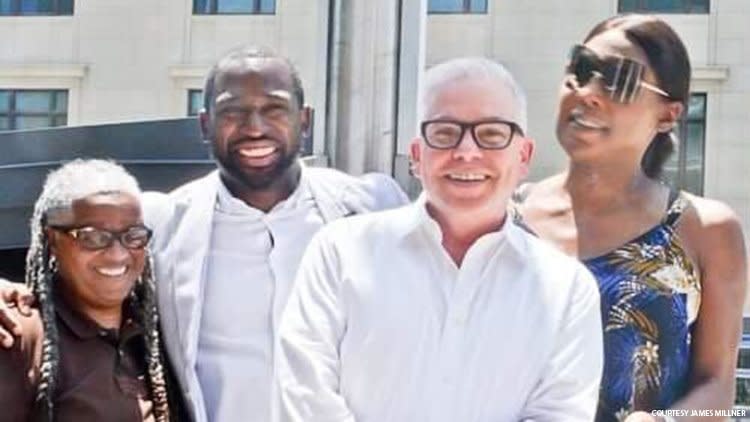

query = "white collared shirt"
[
  {"left": 277, "top": 198, "right": 603, "bottom": 422},
  {"left": 197, "top": 172, "right": 326, "bottom": 422}
]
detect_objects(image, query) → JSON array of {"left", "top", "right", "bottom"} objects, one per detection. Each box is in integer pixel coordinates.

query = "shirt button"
[{"left": 452, "top": 311, "right": 467, "bottom": 325}]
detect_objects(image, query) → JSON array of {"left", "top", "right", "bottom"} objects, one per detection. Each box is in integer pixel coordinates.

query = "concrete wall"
[{"left": 0, "top": 0, "right": 330, "bottom": 155}]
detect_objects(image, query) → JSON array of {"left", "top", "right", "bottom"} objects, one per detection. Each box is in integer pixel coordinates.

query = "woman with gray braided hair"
[{"left": 0, "top": 159, "right": 176, "bottom": 421}]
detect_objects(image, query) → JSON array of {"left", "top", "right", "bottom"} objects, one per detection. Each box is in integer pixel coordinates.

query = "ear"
[
  {"left": 657, "top": 101, "right": 684, "bottom": 133},
  {"left": 409, "top": 137, "right": 423, "bottom": 179},
  {"left": 518, "top": 137, "right": 535, "bottom": 179},
  {"left": 45, "top": 227, "right": 60, "bottom": 258},
  {"left": 199, "top": 109, "right": 211, "bottom": 141},
  {"left": 300, "top": 105, "right": 313, "bottom": 137}
]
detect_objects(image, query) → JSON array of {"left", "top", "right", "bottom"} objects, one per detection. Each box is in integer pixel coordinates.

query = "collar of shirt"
[
  {"left": 214, "top": 162, "right": 313, "bottom": 218},
  {"left": 53, "top": 288, "right": 143, "bottom": 344},
  {"left": 394, "top": 193, "right": 526, "bottom": 257}
]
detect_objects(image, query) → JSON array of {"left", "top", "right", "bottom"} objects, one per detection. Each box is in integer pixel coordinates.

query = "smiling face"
[
  {"left": 410, "top": 77, "right": 533, "bottom": 221},
  {"left": 201, "top": 57, "right": 310, "bottom": 192},
  {"left": 556, "top": 29, "right": 676, "bottom": 166},
  {"left": 47, "top": 192, "right": 145, "bottom": 318}
]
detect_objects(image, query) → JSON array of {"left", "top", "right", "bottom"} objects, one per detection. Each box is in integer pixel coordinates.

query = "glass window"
[
  {"left": 663, "top": 93, "right": 706, "bottom": 195},
  {"left": 738, "top": 376, "right": 750, "bottom": 406},
  {"left": 0, "top": 0, "right": 73, "bottom": 15},
  {"left": 0, "top": 0, "right": 11, "bottom": 14},
  {"left": 16, "top": 91, "right": 53, "bottom": 113},
  {"left": 618, "top": 0, "right": 709, "bottom": 14},
  {"left": 193, "top": 0, "right": 275, "bottom": 15},
  {"left": 187, "top": 89, "right": 204, "bottom": 116},
  {"left": 739, "top": 347, "right": 750, "bottom": 370},
  {"left": 0, "top": 91, "right": 9, "bottom": 113},
  {"left": 0, "top": 89, "right": 68, "bottom": 132},
  {"left": 15, "top": 116, "right": 52, "bottom": 129},
  {"left": 428, "top": 0, "right": 487, "bottom": 14}
]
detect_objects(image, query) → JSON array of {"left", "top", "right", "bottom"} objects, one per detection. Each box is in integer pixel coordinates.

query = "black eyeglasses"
[
  {"left": 420, "top": 119, "right": 524, "bottom": 150},
  {"left": 51, "top": 225, "right": 152, "bottom": 251},
  {"left": 566, "top": 44, "right": 670, "bottom": 104}
]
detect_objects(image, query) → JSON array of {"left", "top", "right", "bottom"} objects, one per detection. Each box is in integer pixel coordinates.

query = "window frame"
[
  {"left": 662, "top": 92, "right": 707, "bottom": 195},
  {"left": 427, "top": 0, "right": 488, "bottom": 15},
  {"left": 187, "top": 89, "right": 203, "bottom": 117},
  {"left": 192, "top": 0, "right": 275, "bottom": 15},
  {"left": 617, "top": 0, "right": 710, "bottom": 14},
  {"left": 0, "top": 0, "right": 74, "bottom": 16},
  {"left": 736, "top": 317, "right": 750, "bottom": 408},
  {"left": 675, "top": 92, "right": 707, "bottom": 195},
  {"left": 0, "top": 89, "right": 69, "bottom": 131}
]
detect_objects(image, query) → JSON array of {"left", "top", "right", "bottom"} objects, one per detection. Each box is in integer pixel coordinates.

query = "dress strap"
[
  {"left": 508, "top": 183, "right": 538, "bottom": 236},
  {"left": 663, "top": 189, "right": 688, "bottom": 227}
]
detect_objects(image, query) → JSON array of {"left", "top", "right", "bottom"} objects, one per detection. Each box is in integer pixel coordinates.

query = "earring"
[{"left": 48, "top": 255, "right": 58, "bottom": 272}]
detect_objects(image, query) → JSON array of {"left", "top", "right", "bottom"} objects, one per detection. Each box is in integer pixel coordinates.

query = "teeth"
[
  {"left": 447, "top": 173, "right": 488, "bottom": 181},
  {"left": 96, "top": 266, "right": 127, "bottom": 277},
  {"left": 238, "top": 146, "right": 276, "bottom": 158},
  {"left": 571, "top": 111, "right": 606, "bottom": 130}
]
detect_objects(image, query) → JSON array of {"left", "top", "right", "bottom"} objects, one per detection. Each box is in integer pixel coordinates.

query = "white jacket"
[{"left": 142, "top": 166, "right": 408, "bottom": 421}]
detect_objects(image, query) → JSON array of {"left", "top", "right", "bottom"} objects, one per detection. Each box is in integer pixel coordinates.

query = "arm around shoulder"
[
  {"left": 359, "top": 173, "right": 409, "bottom": 210},
  {"left": 0, "top": 308, "right": 44, "bottom": 420}
]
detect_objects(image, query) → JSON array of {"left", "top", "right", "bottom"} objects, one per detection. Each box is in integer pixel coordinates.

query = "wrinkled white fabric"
[{"left": 277, "top": 198, "right": 603, "bottom": 422}]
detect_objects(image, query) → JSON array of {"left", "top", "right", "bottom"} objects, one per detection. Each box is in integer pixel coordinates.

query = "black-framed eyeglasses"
[
  {"left": 420, "top": 119, "right": 524, "bottom": 150},
  {"left": 566, "top": 44, "right": 670, "bottom": 104},
  {"left": 50, "top": 225, "right": 152, "bottom": 251}
]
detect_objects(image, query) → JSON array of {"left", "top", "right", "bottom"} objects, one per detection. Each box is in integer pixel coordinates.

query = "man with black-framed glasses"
[{"left": 276, "top": 57, "right": 604, "bottom": 421}]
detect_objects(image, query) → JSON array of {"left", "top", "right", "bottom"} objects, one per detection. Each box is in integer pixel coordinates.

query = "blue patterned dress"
[
  {"left": 513, "top": 190, "right": 701, "bottom": 421},
  {"left": 583, "top": 192, "right": 701, "bottom": 421}
]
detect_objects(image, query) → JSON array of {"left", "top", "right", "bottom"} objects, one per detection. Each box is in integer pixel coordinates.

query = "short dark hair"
[
  {"left": 202, "top": 45, "right": 305, "bottom": 113},
  {"left": 584, "top": 14, "right": 691, "bottom": 179}
]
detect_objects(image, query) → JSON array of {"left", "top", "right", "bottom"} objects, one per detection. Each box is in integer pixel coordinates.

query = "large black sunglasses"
[
  {"left": 566, "top": 44, "right": 670, "bottom": 104},
  {"left": 420, "top": 119, "right": 524, "bottom": 150},
  {"left": 50, "top": 225, "right": 152, "bottom": 251}
]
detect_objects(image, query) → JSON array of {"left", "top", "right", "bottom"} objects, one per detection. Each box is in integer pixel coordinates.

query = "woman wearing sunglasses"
[
  {"left": 513, "top": 14, "right": 747, "bottom": 422},
  {"left": 0, "top": 160, "right": 179, "bottom": 421}
]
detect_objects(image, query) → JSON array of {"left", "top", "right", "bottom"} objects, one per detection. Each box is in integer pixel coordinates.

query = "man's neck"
[
  {"left": 221, "top": 165, "right": 302, "bottom": 213},
  {"left": 426, "top": 203, "right": 507, "bottom": 267}
]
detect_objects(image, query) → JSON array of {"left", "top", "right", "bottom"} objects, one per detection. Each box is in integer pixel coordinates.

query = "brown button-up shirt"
[{"left": 0, "top": 293, "right": 155, "bottom": 421}]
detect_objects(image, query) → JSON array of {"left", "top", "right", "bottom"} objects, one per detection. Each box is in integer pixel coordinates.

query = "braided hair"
[{"left": 25, "top": 159, "right": 170, "bottom": 421}]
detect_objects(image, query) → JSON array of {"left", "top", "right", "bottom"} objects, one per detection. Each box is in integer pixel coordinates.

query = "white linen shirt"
[
  {"left": 197, "top": 174, "right": 326, "bottom": 422},
  {"left": 277, "top": 198, "right": 604, "bottom": 422}
]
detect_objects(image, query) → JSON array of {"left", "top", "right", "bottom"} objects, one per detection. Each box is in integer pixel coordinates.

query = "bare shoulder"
[
  {"left": 679, "top": 193, "right": 744, "bottom": 239},
  {"left": 518, "top": 174, "right": 564, "bottom": 200},
  {"left": 677, "top": 192, "right": 747, "bottom": 275}
]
